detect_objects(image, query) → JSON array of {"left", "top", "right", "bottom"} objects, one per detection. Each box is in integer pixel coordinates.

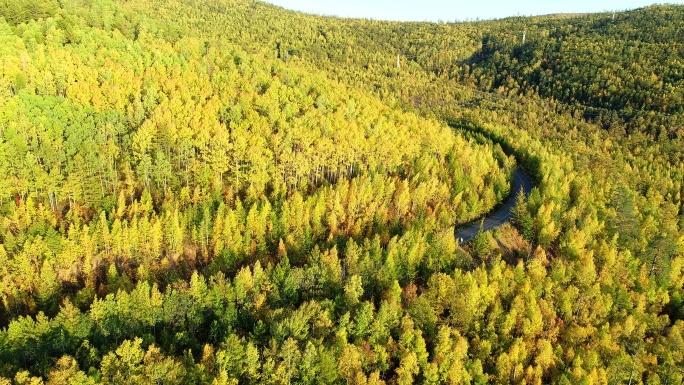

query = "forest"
[{"left": 0, "top": 0, "right": 682, "bottom": 383}]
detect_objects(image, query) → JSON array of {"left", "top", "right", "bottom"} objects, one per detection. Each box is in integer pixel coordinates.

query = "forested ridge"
[{"left": 0, "top": 0, "right": 682, "bottom": 384}]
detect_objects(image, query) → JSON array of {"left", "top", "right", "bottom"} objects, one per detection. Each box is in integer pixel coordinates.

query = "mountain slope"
[{"left": 0, "top": 0, "right": 682, "bottom": 383}]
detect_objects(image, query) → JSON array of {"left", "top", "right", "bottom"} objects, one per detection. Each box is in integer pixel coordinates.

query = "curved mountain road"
[{"left": 455, "top": 168, "right": 533, "bottom": 244}]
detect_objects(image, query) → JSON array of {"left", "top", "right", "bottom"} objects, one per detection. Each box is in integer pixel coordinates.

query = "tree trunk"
[{"left": 649, "top": 252, "right": 658, "bottom": 276}]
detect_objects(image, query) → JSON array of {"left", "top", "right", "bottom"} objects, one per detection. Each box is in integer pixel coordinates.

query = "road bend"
[{"left": 455, "top": 168, "right": 533, "bottom": 244}]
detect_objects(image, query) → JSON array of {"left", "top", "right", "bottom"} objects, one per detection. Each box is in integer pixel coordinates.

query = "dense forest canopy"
[{"left": 0, "top": 0, "right": 682, "bottom": 384}]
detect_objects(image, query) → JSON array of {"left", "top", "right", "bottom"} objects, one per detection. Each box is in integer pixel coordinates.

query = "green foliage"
[
  {"left": 470, "top": 222, "right": 492, "bottom": 261},
  {"left": 0, "top": 0, "right": 59, "bottom": 26},
  {"left": 0, "top": 0, "right": 682, "bottom": 383}
]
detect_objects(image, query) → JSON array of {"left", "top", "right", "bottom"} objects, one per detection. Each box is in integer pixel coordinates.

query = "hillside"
[{"left": 0, "top": 0, "right": 683, "bottom": 383}]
